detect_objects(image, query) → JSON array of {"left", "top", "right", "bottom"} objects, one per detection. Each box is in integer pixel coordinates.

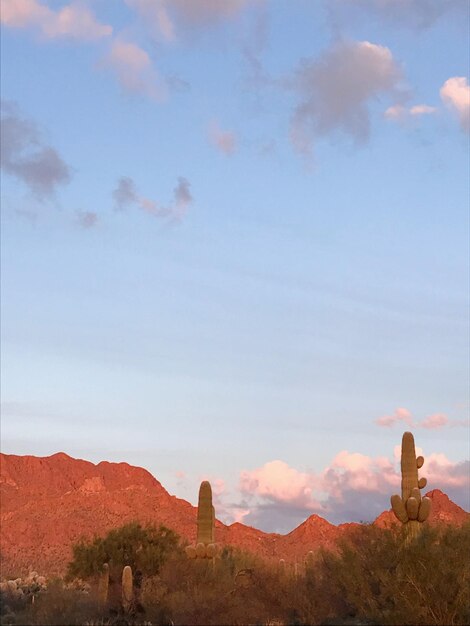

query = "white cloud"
[
  {"left": 0, "top": 0, "right": 112, "bottom": 40},
  {"left": 288, "top": 40, "right": 403, "bottom": 156},
  {"left": 440, "top": 76, "right": 470, "bottom": 131}
]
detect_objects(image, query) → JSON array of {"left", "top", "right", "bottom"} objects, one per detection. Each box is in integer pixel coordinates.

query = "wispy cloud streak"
[{"left": 113, "top": 175, "right": 192, "bottom": 220}]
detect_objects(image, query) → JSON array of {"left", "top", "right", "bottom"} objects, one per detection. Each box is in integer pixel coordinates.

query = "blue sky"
[{"left": 1, "top": 0, "right": 469, "bottom": 532}]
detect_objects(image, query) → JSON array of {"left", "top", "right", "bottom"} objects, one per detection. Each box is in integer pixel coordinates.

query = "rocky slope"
[{"left": 1, "top": 452, "right": 467, "bottom": 577}]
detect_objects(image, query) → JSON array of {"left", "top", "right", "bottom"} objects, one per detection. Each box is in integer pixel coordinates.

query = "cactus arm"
[
  {"left": 406, "top": 497, "right": 419, "bottom": 520},
  {"left": 418, "top": 496, "right": 431, "bottom": 522},
  {"left": 391, "top": 494, "right": 408, "bottom": 523}
]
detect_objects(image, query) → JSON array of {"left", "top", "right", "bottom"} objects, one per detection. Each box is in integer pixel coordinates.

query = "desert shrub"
[
  {"left": 67, "top": 522, "right": 182, "bottom": 580},
  {"left": 298, "top": 522, "right": 470, "bottom": 626},
  {"left": 12, "top": 522, "right": 470, "bottom": 625},
  {"left": 2, "top": 581, "right": 104, "bottom": 626}
]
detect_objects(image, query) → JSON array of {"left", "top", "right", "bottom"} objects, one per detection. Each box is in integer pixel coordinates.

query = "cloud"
[
  {"left": 240, "top": 460, "right": 319, "bottom": 510},
  {"left": 331, "top": 0, "right": 469, "bottom": 30},
  {"left": 231, "top": 448, "right": 469, "bottom": 531},
  {"left": 375, "top": 407, "right": 468, "bottom": 430},
  {"left": 113, "top": 175, "right": 192, "bottom": 220},
  {"left": 208, "top": 121, "right": 237, "bottom": 155},
  {"left": 76, "top": 210, "right": 98, "bottom": 229},
  {"left": 170, "top": 0, "right": 250, "bottom": 24},
  {"left": 0, "top": 0, "right": 112, "bottom": 40},
  {"left": 440, "top": 76, "right": 470, "bottom": 132},
  {"left": 375, "top": 407, "right": 413, "bottom": 427},
  {"left": 385, "top": 103, "right": 437, "bottom": 120},
  {"left": 288, "top": 40, "right": 403, "bottom": 156},
  {"left": 0, "top": 100, "right": 71, "bottom": 196},
  {"left": 113, "top": 175, "right": 138, "bottom": 209},
  {"left": 126, "top": 0, "right": 250, "bottom": 41},
  {"left": 101, "top": 40, "right": 166, "bottom": 100},
  {"left": 125, "top": 0, "right": 176, "bottom": 42}
]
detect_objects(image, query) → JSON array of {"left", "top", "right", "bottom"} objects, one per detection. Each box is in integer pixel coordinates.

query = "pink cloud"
[
  {"left": 420, "top": 413, "right": 449, "bottom": 430},
  {"left": 288, "top": 40, "right": 403, "bottom": 157},
  {"left": 440, "top": 76, "right": 470, "bottom": 131},
  {"left": 240, "top": 460, "right": 320, "bottom": 510},
  {"left": 209, "top": 121, "right": 237, "bottom": 156},
  {"left": 126, "top": 0, "right": 176, "bottom": 42},
  {"left": 410, "top": 104, "right": 436, "bottom": 116},
  {"left": 229, "top": 448, "right": 468, "bottom": 531},
  {"left": 375, "top": 408, "right": 468, "bottom": 430},
  {"left": 113, "top": 175, "right": 192, "bottom": 220},
  {"left": 1, "top": 0, "right": 112, "bottom": 40},
  {"left": 375, "top": 407, "right": 413, "bottom": 427},
  {"left": 102, "top": 40, "right": 166, "bottom": 100},
  {"left": 385, "top": 103, "right": 437, "bottom": 120}
]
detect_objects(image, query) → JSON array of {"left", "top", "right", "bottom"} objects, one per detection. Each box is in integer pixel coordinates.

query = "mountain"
[
  {"left": 374, "top": 489, "right": 469, "bottom": 528},
  {"left": 1, "top": 453, "right": 468, "bottom": 577}
]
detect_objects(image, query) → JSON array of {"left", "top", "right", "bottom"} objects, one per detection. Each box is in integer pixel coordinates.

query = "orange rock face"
[{"left": 1, "top": 453, "right": 468, "bottom": 577}]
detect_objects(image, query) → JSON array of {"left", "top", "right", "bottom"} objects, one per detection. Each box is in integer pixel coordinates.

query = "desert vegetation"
[{"left": 1, "top": 521, "right": 469, "bottom": 626}]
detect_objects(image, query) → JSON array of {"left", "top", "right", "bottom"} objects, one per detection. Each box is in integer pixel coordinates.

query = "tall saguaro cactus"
[
  {"left": 185, "top": 480, "right": 217, "bottom": 559},
  {"left": 391, "top": 432, "right": 431, "bottom": 540}
]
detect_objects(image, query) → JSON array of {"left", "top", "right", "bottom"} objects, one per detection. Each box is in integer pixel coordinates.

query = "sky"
[{"left": 1, "top": 0, "right": 469, "bottom": 533}]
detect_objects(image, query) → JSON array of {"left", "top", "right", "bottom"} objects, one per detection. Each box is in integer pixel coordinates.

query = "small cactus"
[
  {"left": 391, "top": 432, "right": 431, "bottom": 541},
  {"left": 121, "top": 565, "right": 133, "bottom": 613},
  {"left": 185, "top": 480, "right": 217, "bottom": 559},
  {"left": 97, "top": 563, "right": 109, "bottom": 607}
]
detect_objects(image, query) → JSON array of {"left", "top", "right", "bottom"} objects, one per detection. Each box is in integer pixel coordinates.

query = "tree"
[{"left": 67, "top": 522, "right": 181, "bottom": 580}]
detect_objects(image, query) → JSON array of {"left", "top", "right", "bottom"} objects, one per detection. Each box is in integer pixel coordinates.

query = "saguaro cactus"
[
  {"left": 121, "top": 565, "right": 133, "bottom": 613},
  {"left": 185, "top": 480, "right": 217, "bottom": 559},
  {"left": 97, "top": 563, "right": 109, "bottom": 607},
  {"left": 391, "top": 432, "right": 431, "bottom": 541}
]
